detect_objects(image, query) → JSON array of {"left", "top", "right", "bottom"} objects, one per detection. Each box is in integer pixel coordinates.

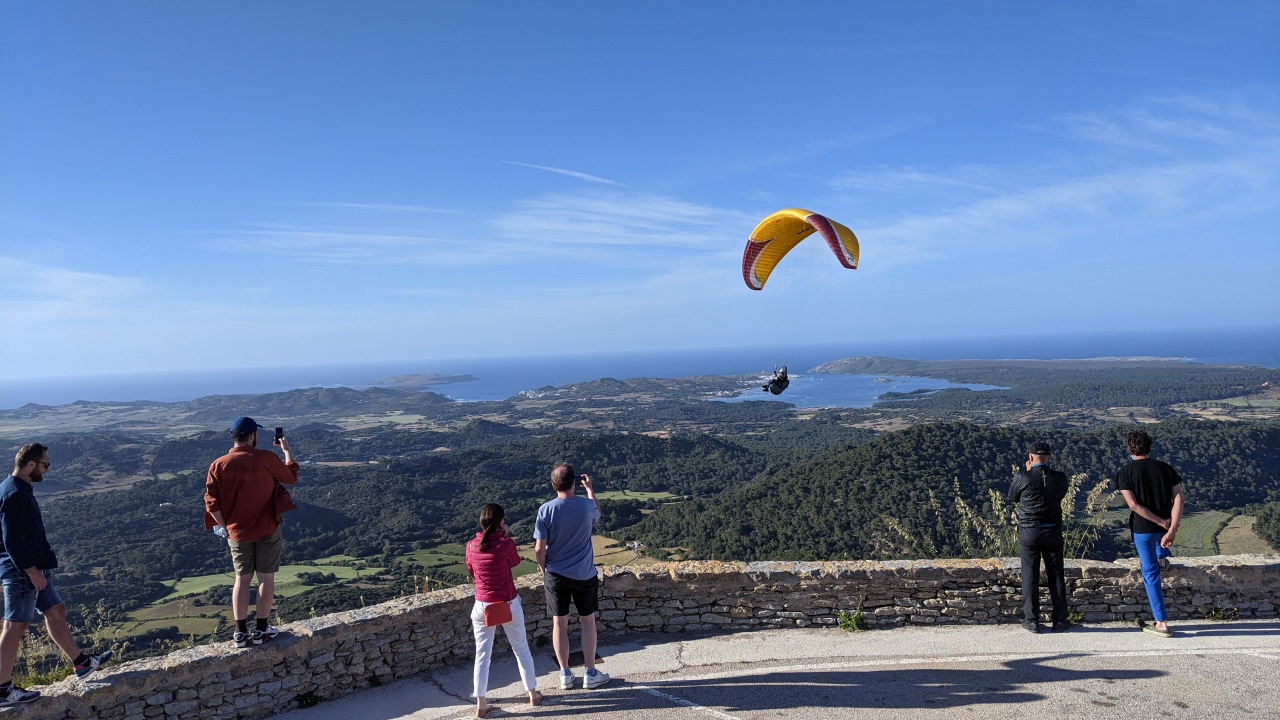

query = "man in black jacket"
[{"left": 1008, "top": 441, "right": 1071, "bottom": 633}]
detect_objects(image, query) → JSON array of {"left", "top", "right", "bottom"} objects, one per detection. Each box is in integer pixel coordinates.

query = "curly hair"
[{"left": 1126, "top": 429, "right": 1153, "bottom": 457}]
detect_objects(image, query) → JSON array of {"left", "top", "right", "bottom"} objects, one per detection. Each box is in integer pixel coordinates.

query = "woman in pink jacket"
[{"left": 465, "top": 504, "right": 542, "bottom": 717}]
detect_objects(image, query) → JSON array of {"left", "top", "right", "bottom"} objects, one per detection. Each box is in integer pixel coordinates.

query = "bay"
[{"left": 2, "top": 325, "right": 1276, "bottom": 410}]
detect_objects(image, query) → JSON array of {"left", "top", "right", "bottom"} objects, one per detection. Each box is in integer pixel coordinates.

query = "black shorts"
[{"left": 543, "top": 571, "right": 599, "bottom": 617}]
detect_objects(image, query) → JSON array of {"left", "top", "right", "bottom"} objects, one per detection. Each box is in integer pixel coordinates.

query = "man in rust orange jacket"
[{"left": 205, "top": 417, "right": 299, "bottom": 648}]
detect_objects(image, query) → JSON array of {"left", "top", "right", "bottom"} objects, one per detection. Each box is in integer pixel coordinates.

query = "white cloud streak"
[
  {"left": 300, "top": 202, "right": 459, "bottom": 214},
  {"left": 0, "top": 257, "right": 147, "bottom": 321},
  {"left": 833, "top": 92, "right": 1280, "bottom": 269},
  {"left": 492, "top": 192, "right": 747, "bottom": 250},
  {"left": 504, "top": 161, "right": 625, "bottom": 187}
]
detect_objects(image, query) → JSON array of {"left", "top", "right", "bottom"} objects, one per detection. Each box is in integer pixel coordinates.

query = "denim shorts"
[{"left": 1, "top": 568, "right": 64, "bottom": 624}]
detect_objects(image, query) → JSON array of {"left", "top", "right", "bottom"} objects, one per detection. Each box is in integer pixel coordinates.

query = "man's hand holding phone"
[
  {"left": 578, "top": 473, "right": 598, "bottom": 504},
  {"left": 273, "top": 427, "right": 294, "bottom": 463}
]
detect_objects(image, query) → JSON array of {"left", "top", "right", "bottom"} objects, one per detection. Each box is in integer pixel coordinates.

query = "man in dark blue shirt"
[
  {"left": 0, "top": 443, "right": 112, "bottom": 707},
  {"left": 1007, "top": 441, "right": 1071, "bottom": 633}
]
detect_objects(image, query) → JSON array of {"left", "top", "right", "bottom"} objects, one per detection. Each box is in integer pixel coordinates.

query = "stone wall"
[{"left": 23, "top": 555, "right": 1278, "bottom": 719}]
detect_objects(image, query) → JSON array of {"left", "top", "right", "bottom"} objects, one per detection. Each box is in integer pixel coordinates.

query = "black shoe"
[
  {"left": 0, "top": 684, "right": 40, "bottom": 707},
  {"left": 1021, "top": 619, "right": 1041, "bottom": 634},
  {"left": 233, "top": 631, "right": 261, "bottom": 648},
  {"left": 1051, "top": 622, "right": 1070, "bottom": 633},
  {"left": 74, "top": 649, "right": 113, "bottom": 677}
]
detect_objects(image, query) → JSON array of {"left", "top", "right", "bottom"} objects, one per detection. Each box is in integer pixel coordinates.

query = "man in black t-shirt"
[
  {"left": 1008, "top": 441, "right": 1071, "bottom": 633},
  {"left": 1114, "top": 429, "right": 1184, "bottom": 638}
]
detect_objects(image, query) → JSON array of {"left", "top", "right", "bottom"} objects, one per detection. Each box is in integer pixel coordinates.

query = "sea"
[{"left": 2, "top": 326, "right": 1277, "bottom": 411}]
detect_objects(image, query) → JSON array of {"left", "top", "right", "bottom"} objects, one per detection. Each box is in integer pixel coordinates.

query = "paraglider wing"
[{"left": 742, "top": 208, "right": 860, "bottom": 290}]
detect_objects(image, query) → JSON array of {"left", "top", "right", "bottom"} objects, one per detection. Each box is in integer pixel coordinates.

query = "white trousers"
[{"left": 470, "top": 595, "right": 538, "bottom": 698}]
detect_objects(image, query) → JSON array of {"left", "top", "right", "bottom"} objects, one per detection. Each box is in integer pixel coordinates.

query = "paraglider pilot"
[{"left": 763, "top": 366, "right": 789, "bottom": 395}]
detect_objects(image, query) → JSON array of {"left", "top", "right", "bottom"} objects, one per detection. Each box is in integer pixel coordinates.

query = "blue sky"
[{"left": 2, "top": 1, "right": 1278, "bottom": 380}]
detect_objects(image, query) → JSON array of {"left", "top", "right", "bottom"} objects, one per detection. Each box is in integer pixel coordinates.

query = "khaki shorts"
[{"left": 228, "top": 525, "right": 283, "bottom": 575}]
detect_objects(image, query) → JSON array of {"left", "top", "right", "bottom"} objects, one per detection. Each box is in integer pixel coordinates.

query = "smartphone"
[{"left": 274, "top": 427, "right": 284, "bottom": 444}]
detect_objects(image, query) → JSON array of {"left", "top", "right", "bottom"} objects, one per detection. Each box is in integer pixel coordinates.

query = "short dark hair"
[
  {"left": 1126, "top": 429, "right": 1153, "bottom": 456},
  {"left": 14, "top": 443, "right": 47, "bottom": 474},
  {"left": 551, "top": 464, "right": 576, "bottom": 493}
]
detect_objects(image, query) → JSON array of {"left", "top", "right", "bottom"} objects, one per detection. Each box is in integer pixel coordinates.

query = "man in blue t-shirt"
[
  {"left": 533, "top": 464, "right": 610, "bottom": 690},
  {"left": 1114, "top": 429, "right": 1184, "bottom": 638}
]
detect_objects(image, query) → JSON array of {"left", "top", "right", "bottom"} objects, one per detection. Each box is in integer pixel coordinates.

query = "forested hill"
[{"left": 630, "top": 420, "right": 1280, "bottom": 562}]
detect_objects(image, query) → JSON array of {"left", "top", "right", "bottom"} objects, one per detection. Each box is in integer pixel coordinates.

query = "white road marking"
[{"left": 632, "top": 684, "right": 745, "bottom": 720}]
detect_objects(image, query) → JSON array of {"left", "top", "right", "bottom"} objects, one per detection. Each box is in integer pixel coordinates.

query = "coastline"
[{"left": 2, "top": 327, "right": 1276, "bottom": 410}]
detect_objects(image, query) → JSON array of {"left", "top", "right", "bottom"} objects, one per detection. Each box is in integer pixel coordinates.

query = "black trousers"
[{"left": 1018, "top": 525, "right": 1067, "bottom": 624}]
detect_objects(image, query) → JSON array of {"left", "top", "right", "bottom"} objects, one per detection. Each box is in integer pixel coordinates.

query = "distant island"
[{"left": 372, "top": 372, "right": 479, "bottom": 389}]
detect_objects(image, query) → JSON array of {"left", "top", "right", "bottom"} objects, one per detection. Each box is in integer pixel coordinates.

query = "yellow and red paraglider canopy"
[{"left": 742, "top": 208, "right": 859, "bottom": 290}]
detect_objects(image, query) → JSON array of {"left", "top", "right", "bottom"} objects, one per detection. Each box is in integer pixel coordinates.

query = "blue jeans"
[
  {"left": 1132, "top": 533, "right": 1172, "bottom": 622},
  {"left": 1, "top": 568, "right": 64, "bottom": 623}
]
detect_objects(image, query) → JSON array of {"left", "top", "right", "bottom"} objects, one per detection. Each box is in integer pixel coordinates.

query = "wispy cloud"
[
  {"left": 491, "top": 192, "right": 749, "bottom": 252},
  {"left": 211, "top": 227, "right": 519, "bottom": 267},
  {"left": 864, "top": 156, "right": 1277, "bottom": 269},
  {"left": 1049, "top": 91, "right": 1280, "bottom": 152},
  {"left": 299, "top": 202, "right": 460, "bottom": 214},
  {"left": 833, "top": 165, "right": 1002, "bottom": 196},
  {"left": 836, "top": 92, "right": 1280, "bottom": 269},
  {"left": 504, "top": 161, "right": 625, "bottom": 187},
  {"left": 0, "top": 257, "right": 146, "bottom": 320},
  {"left": 211, "top": 191, "right": 750, "bottom": 271}
]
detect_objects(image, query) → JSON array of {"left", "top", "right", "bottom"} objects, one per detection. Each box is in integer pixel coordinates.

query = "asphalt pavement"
[{"left": 273, "top": 619, "right": 1280, "bottom": 720}]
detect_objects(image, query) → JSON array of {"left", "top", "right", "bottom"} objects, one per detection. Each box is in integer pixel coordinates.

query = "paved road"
[{"left": 274, "top": 619, "right": 1280, "bottom": 720}]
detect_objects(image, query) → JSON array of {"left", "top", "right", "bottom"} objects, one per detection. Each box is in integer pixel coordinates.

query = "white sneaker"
[
  {"left": 584, "top": 669, "right": 611, "bottom": 689},
  {"left": 559, "top": 670, "right": 575, "bottom": 689}
]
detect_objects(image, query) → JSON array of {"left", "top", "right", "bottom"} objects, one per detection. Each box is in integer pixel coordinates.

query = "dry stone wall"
[{"left": 22, "top": 555, "right": 1278, "bottom": 719}]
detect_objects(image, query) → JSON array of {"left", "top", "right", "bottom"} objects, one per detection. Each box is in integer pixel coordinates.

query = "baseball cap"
[
  {"left": 1029, "top": 441, "right": 1052, "bottom": 456},
  {"left": 231, "top": 417, "right": 264, "bottom": 435}
]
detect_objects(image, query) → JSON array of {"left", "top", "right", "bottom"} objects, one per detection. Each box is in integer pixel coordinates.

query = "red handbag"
[{"left": 483, "top": 601, "right": 513, "bottom": 627}]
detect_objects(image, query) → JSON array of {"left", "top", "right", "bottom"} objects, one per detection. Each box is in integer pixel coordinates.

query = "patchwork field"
[
  {"left": 1171, "top": 510, "right": 1232, "bottom": 556},
  {"left": 595, "top": 490, "right": 680, "bottom": 501},
  {"left": 1216, "top": 515, "right": 1277, "bottom": 554},
  {"left": 153, "top": 560, "right": 387, "bottom": 605}
]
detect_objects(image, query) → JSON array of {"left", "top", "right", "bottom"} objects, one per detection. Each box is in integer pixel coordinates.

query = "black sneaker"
[
  {"left": 74, "top": 649, "right": 113, "bottom": 677},
  {"left": 0, "top": 683, "right": 40, "bottom": 707},
  {"left": 234, "top": 631, "right": 262, "bottom": 648},
  {"left": 1021, "top": 619, "right": 1041, "bottom": 634},
  {"left": 1051, "top": 622, "right": 1071, "bottom": 633}
]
